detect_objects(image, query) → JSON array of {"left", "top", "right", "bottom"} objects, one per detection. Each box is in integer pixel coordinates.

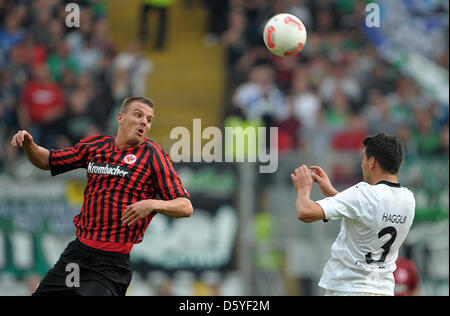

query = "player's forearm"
[
  {"left": 152, "top": 197, "right": 193, "bottom": 218},
  {"left": 323, "top": 186, "right": 339, "bottom": 197},
  {"left": 23, "top": 142, "right": 50, "bottom": 170},
  {"left": 316, "top": 180, "right": 339, "bottom": 197}
]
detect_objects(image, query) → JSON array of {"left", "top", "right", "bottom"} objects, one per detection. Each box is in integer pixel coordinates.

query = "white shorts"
[{"left": 324, "top": 289, "right": 390, "bottom": 296}]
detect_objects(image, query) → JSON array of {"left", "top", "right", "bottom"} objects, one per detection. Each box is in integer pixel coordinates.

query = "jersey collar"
[{"left": 375, "top": 180, "right": 401, "bottom": 188}]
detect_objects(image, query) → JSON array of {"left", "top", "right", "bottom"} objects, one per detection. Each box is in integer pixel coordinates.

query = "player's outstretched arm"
[
  {"left": 149, "top": 197, "right": 193, "bottom": 219},
  {"left": 11, "top": 130, "right": 50, "bottom": 170},
  {"left": 309, "top": 166, "right": 338, "bottom": 197},
  {"left": 122, "top": 197, "right": 193, "bottom": 226}
]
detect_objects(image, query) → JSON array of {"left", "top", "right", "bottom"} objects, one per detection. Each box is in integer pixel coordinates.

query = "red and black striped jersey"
[{"left": 49, "top": 135, "right": 190, "bottom": 249}]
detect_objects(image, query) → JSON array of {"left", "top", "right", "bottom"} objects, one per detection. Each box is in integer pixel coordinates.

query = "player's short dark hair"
[
  {"left": 120, "top": 96, "right": 154, "bottom": 113},
  {"left": 362, "top": 133, "right": 404, "bottom": 174}
]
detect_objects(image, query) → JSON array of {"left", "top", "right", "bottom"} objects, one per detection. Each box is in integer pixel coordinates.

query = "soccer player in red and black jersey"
[{"left": 11, "top": 96, "right": 193, "bottom": 296}]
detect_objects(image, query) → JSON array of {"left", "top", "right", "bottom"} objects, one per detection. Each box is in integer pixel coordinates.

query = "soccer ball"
[{"left": 263, "top": 13, "right": 307, "bottom": 57}]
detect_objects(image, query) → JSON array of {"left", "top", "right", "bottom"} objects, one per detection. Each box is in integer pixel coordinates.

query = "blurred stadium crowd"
[
  {"left": 220, "top": 0, "right": 448, "bottom": 162},
  {"left": 0, "top": 0, "right": 448, "bottom": 296}
]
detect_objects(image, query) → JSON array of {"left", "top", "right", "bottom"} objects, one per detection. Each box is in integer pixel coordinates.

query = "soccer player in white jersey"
[{"left": 290, "top": 133, "right": 415, "bottom": 296}]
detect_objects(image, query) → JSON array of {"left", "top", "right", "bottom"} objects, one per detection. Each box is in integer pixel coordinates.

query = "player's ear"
[
  {"left": 117, "top": 112, "right": 124, "bottom": 124},
  {"left": 369, "top": 156, "right": 376, "bottom": 169}
]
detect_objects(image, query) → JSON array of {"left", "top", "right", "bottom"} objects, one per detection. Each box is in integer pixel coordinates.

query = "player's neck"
[
  {"left": 115, "top": 134, "right": 142, "bottom": 150},
  {"left": 370, "top": 173, "right": 399, "bottom": 185}
]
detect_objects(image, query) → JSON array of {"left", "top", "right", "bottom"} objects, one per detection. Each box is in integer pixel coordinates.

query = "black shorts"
[{"left": 32, "top": 239, "right": 133, "bottom": 296}]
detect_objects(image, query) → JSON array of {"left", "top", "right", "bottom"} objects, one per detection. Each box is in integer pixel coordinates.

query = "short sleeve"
[
  {"left": 49, "top": 139, "right": 91, "bottom": 176},
  {"left": 151, "top": 144, "right": 190, "bottom": 200},
  {"left": 316, "top": 182, "right": 372, "bottom": 221}
]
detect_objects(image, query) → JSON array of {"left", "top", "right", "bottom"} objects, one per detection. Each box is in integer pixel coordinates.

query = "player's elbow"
[
  {"left": 296, "top": 200, "right": 311, "bottom": 222},
  {"left": 31, "top": 159, "right": 50, "bottom": 171},
  {"left": 296, "top": 200, "right": 324, "bottom": 223},
  {"left": 297, "top": 211, "right": 315, "bottom": 223},
  {"left": 181, "top": 199, "right": 193, "bottom": 218},
  {"left": 184, "top": 204, "right": 193, "bottom": 218},
  {"left": 296, "top": 205, "right": 318, "bottom": 223}
]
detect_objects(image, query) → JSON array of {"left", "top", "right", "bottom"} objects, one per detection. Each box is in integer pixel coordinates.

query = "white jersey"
[{"left": 316, "top": 181, "right": 415, "bottom": 295}]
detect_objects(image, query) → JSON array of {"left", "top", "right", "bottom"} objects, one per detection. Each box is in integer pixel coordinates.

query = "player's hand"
[
  {"left": 11, "top": 130, "right": 33, "bottom": 148},
  {"left": 290, "top": 165, "right": 313, "bottom": 195},
  {"left": 309, "top": 166, "right": 338, "bottom": 197},
  {"left": 121, "top": 200, "right": 154, "bottom": 226}
]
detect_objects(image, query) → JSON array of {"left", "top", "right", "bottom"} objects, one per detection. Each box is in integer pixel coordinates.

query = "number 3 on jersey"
[{"left": 365, "top": 226, "right": 397, "bottom": 264}]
